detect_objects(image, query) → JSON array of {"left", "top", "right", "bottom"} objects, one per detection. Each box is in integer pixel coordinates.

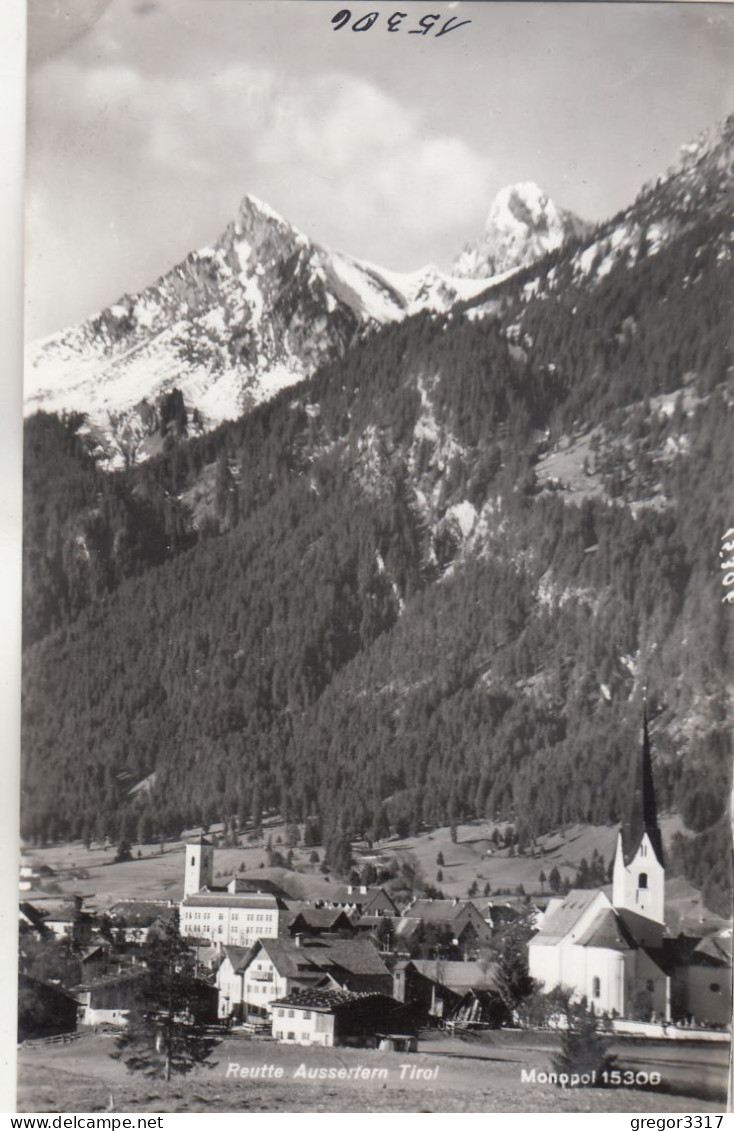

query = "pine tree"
[
  {"left": 494, "top": 932, "right": 538, "bottom": 1019},
  {"left": 325, "top": 828, "right": 352, "bottom": 877},
  {"left": 551, "top": 999, "right": 616, "bottom": 1083},
  {"left": 112, "top": 909, "right": 219, "bottom": 1082},
  {"left": 114, "top": 838, "right": 133, "bottom": 863}
]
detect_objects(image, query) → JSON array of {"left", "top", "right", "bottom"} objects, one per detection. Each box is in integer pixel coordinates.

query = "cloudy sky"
[{"left": 25, "top": 0, "right": 734, "bottom": 339}]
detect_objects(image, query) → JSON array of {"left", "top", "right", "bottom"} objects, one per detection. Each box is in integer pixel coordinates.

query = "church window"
[
  {"left": 640, "top": 844, "right": 646, "bottom": 857},
  {"left": 646, "top": 980, "right": 654, "bottom": 993},
  {"left": 592, "top": 977, "right": 601, "bottom": 998},
  {"left": 710, "top": 983, "right": 721, "bottom": 994},
  {"left": 638, "top": 873, "right": 648, "bottom": 889}
]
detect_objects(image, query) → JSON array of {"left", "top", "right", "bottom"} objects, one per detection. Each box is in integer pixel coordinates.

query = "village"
[{"left": 17, "top": 726, "right": 732, "bottom": 1110}]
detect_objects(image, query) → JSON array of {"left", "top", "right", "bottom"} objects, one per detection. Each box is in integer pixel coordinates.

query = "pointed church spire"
[{"left": 621, "top": 708, "right": 664, "bottom": 867}]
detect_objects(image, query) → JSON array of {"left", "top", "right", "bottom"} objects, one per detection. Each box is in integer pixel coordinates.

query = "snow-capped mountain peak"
[
  {"left": 454, "top": 181, "right": 589, "bottom": 278},
  {"left": 25, "top": 195, "right": 506, "bottom": 467}
]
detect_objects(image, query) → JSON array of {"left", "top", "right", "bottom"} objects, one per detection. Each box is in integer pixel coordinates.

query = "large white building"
[{"left": 179, "top": 833, "right": 288, "bottom": 947}]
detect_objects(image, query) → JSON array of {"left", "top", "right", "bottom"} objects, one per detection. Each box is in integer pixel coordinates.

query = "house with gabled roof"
[
  {"left": 270, "top": 988, "right": 417, "bottom": 1047},
  {"left": 287, "top": 905, "right": 355, "bottom": 936},
  {"left": 215, "top": 945, "right": 253, "bottom": 1020},
  {"left": 360, "top": 887, "right": 400, "bottom": 918},
  {"left": 317, "top": 885, "right": 397, "bottom": 917},
  {"left": 18, "top": 976, "right": 79, "bottom": 1041},
  {"left": 395, "top": 898, "right": 493, "bottom": 956},
  {"left": 21, "top": 897, "right": 95, "bottom": 945},
  {"left": 107, "top": 900, "right": 174, "bottom": 943},
  {"left": 216, "top": 935, "right": 392, "bottom": 1021},
  {"left": 73, "top": 969, "right": 147, "bottom": 1027}
]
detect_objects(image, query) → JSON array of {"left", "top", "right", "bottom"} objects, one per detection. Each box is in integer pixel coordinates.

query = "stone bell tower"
[{"left": 184, "top": 832, "right": 214, "bottom": 898}]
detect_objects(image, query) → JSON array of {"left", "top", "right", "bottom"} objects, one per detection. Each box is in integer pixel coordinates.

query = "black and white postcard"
[{"left": 19, "top": 0, "right": 733, "bottom": 1116}]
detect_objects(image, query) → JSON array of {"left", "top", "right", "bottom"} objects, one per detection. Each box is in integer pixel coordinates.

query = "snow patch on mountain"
[{"left": 446, "top": 500, "right": 477, "bottom": 539}]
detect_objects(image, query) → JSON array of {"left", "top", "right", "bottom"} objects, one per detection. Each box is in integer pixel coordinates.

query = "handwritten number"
[
  {"left": 332, "top": 8, "right": 471, "bottom": 36},
  {"left": 435, "top": 16, "right": 473, "bottom": 37},
  {"left": 409, "top": 13, "right": 441, "bottom": 35},
  {"left": 387, "top": 11, "right": 407, "bottom": 32},
  {"left": 353, "top": 11, "right": 379, "bottom": 31}
]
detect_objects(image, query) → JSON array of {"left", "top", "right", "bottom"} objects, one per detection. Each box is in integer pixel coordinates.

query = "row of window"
[
  {"left": 186, "top": 910, "right": 274, "bottom": 921},
  {"left": 592, "top": 977, "right": 657, "bottom": 998}
]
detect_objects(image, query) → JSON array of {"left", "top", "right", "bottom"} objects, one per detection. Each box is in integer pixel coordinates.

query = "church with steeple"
[
  {"left": 528, "top": 715, "right": 671, "bottom": 1020},
  {"left": 528, "top": 714, "right": 732, "bottom": 1025}
]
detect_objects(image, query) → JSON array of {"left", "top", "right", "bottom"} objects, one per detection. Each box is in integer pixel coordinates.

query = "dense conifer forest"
[{"left": 21, "top": 133, "right": 733, "bottom": 915}]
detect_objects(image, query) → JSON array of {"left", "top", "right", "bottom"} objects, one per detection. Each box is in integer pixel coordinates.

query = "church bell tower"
[
  {"left": 184, "top": 833, "right": 214, "bottom": 898},
  {"left": 612, "top": 712, "right": 665, "bottom": 943}
]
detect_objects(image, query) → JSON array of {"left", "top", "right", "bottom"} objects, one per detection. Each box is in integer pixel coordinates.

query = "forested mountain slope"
[{"left": 22, "top": 117, "right": 734, "bottom": 914}]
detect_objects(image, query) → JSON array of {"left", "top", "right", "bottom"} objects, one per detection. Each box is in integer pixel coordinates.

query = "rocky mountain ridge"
[{"left": 25, "top": 194, "right": 503, "bottom": 467}]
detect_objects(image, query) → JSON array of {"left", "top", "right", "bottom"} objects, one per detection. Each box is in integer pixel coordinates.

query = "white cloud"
[{"left": 29, "top": 57, "right": 493, "bottom": 239}]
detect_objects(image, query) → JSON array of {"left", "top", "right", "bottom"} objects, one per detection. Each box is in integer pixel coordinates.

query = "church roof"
[
  {"left": 530, "top": 888, "right": 603, "bottom": 945},
  {"left": 621, "top": 712, "right": 664, "bottom": 867},
  {"left": 576, "top": 907, "right": 638, "bottom": 951}
]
